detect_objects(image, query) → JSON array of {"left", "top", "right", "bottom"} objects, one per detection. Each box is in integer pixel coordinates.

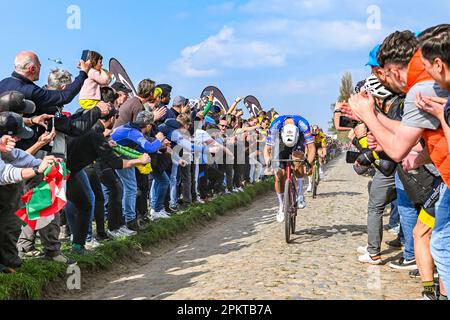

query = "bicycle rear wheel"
[{"left": 283, "top": 179, "right": 292, "bottom": 244}]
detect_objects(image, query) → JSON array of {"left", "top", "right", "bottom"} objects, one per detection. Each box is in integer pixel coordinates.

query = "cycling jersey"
[
  {"left": 314, "top": 132, "right": 327, "bottom": 148},
  {"left": 266, "top": 115, "right": 314, "bottom": 147}
]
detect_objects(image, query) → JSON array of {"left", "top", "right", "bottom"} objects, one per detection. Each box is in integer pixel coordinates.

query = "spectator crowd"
[
  {"left": 334, "top": 24, "right": 450, "bottom": 300},
  {"left": 0, "top": 49, "right": 340, "bottom": 280}
]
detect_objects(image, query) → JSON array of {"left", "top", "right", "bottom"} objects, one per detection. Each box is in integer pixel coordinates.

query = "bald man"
[{"left": 0, "top": 51, "right": 92, "bottom": 115}]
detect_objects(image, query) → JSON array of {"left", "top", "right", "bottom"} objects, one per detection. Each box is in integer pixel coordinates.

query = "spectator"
[
  {"left": 111, "top": 82, "right": 132, "bottom": 108},
  {"left": 115, "top": 79, "right": 160, "bottom": 129},
  {"left": 66, "top": 103, "right": 151, "bottom": 254},
  {"left": 79, "top": 51, "right": 112, "bottom": 110},
  {"left": 0, "top": 51, "right": 91, "bottom": 115},
  {"left": 0, "top": 112, "right": 59, "bottom": 272},
  {"left": 112, "top": 111, "right": 168, "bottom": 225},
  {"left": 415, "top": 24, "right": 450, "bottom": 300}
]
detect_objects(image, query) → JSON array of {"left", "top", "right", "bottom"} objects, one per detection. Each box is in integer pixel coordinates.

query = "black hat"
[
  {"left": 0, "top": 91, "right": 36, "bottom": 114},
  {"left": 111, "top": 82, "right": 132, "bottom": 94},
  {"left": 156, "top": 84, "right": 172, "bottom": 97},
  {"left": 0, "top": 112, "right": 34, "bottom": 139}
]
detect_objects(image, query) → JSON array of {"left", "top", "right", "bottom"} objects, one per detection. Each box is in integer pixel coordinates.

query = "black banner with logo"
[
  {"left": 244, "top": 95, "right": 263, "bottom": 117},
  {"left": 200, "top": 86, "right": 229, "bottom": 113},
  {"left": 109, "top": 58, "right": 137, "bottom": 98}
]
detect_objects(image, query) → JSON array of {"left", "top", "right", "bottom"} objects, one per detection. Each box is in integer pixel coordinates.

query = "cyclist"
[
  {"left": 264, "top": 116, "right": 316, "bottom": 223},
  {"left": 306, "top": 125, "right": 327, "bottom": 192}
]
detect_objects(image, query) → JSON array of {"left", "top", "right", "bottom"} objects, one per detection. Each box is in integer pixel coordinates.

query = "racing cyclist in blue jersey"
[{"left": 264, "top": 116, "right": 316, "bottom": 223}]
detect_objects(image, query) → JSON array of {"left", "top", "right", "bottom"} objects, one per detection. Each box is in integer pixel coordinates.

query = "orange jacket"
[{"left": 408, "top": 50, "right": 450, "bottom": 187}]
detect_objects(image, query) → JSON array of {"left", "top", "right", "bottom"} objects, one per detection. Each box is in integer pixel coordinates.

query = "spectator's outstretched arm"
[
  {"left": 32, "top": 71, "right": 88, "bottom": 113},
  {"left": 130, "top": 131, "right": 163, "bottom": 154},
  {"left": 0, "top": 157, "right": 26, "bottom": 185},
  {"left": 55, "top": 107, "right": 101, "bottom": 136},
  {"left": 0, "top": 151, "right": 59, "bottom": 185},
  {"left": 228, "top": 97, "right": 243, "bottom": 115},
  {"left": 1, "top": 148, "right": 42, "bottom": 168}
]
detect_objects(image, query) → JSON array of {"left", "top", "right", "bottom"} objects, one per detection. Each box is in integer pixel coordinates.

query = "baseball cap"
[
  {"left": 366, "top": 44, "right": 381, "bottom": 67},
  {"left": 173, "top": 96, "right": 188, "bottom": 106},
  {"left": 210, "top": 105, "right": 222, "bottom": 113},
  {"left": 111, "top": 82, "right": 132, "bottom": 94},
  {"left": 0, "top": 91, "right": 36, "bottom": 114},
  {"left": 0, "top": 112, "right": 35, "bottom": 139}
]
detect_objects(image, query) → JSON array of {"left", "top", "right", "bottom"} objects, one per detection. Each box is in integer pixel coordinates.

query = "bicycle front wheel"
[
  {"left": 312, "top": 164, "right": 319, "bottom": 199},
  {"left": 283, "top": 179, "right": 292, "bottom": 244}
]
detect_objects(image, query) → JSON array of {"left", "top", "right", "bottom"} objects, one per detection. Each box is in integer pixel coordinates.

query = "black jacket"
[
  {"left": 67, "top": 122, "right": 123, "bottom": 175},
  {"left": 16, "top": 107, "right": 102, "bottom": 152},
  {"left": 0, "top": 71, "right": 87, "bottom": 116}
]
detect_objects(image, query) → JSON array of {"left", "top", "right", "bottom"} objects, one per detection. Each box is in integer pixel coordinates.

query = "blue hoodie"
[
  {"left": 111, "top": 122, "right": 162, "bottom": 154},
  {"left": 158, "top": 118, "right": 203, "bottom": 153}
]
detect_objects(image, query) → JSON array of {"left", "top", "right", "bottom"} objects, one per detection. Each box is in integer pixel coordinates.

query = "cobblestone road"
[{"left": 67, "top": 156, "right": 422, "bottom": 300}]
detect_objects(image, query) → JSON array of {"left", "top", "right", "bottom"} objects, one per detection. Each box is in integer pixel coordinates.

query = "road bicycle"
[{"left": 273, "top": 157, "right": 307, "bottom": 244}]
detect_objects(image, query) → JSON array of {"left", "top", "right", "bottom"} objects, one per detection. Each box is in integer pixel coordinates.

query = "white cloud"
[
  {"left": 170, "top": 26, "right": 285, "bottom": 78},
  {"left": 169, "top": 0, "right": 390, "bottom": 78},
  {"left": 243, "top": 19, "right": 385, "bottom": 52}
]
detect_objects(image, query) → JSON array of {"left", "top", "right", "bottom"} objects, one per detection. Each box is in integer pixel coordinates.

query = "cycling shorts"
[
  {"left": 275, "top": 141, "right": 305, "bottom": 170},
  {"left": 418, "top": 177, "right": 444, "bottom": 229}
]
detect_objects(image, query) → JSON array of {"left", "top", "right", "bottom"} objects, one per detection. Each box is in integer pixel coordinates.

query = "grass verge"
[{"left": 0, "top": 179, "right": 274, "bottom": 300}]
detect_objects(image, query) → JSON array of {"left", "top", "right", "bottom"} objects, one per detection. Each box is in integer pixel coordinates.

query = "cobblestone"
[{"left": 64, "top": 156, "right": 421, "bottom": 300}]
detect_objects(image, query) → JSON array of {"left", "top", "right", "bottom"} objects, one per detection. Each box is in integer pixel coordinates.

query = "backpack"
[{"left": 396, "top": 165, "right": 436, "bottom": 207}]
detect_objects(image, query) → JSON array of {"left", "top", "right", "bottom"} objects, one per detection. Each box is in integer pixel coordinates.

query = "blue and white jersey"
[{"left": 266, "top": 115, "right": 314, "bottom": 147}]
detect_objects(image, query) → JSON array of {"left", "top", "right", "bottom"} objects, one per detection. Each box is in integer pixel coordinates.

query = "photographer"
[
  {"left": 346, "top": 29, "right": 449, "bottom": 284},
  {"left": 351, "top": 77, "right": 401, "bottom": 265}
]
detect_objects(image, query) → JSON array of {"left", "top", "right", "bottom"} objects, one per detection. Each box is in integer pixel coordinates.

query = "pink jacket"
[{"left": 79, "top": 68, "right": 111, "bottom": 100}]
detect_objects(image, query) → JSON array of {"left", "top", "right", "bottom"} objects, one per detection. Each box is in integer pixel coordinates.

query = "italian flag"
[{"left": 16, "top": 162, "right": 70, "bottom": 231}]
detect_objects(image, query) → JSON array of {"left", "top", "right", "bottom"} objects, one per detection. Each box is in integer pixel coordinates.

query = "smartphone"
[
  {"left": 339, "top": 116, "right": 358, "bottom": 128},
  {"left": 46, "top": 118, "right": 55, "bottom": 132},
  {"left": 81, "top": 50, "right": 89, "bottom": 62},
  {"left": 346, "top": 151, "right": 360, "bottom": 164}
]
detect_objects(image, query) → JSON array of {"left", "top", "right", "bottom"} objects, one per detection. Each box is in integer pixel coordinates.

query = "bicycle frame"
[{"left": 273, "top": 158, "right": 300, "bottom": 243}]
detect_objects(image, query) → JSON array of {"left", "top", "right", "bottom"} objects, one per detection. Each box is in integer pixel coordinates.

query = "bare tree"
[
  {"left": 338, "top": 72, "right": 354, "bottom": 102},
  {"left": 328, "top": 72, "right": 354, "bottom": 141}
]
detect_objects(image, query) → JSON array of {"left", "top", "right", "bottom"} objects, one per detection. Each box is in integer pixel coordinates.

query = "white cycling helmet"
[
  {"left": 364, "top": 74, "right": 393, "bottom": 100},
  {"left": 281, "top": 124, "right": 300, "bottom": 148}
]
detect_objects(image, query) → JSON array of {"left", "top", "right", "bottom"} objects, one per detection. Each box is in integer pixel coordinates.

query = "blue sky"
[{"left": 1, "top": 0, "right": 449, "bottom": 132}]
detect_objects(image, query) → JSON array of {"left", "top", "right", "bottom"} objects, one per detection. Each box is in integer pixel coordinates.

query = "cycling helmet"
[
  {"left": 311, "top": 125, "right": 319, "bottom": 135},
  {"left": 364, "top": 74, "right": 393, "bottom": 100},
  {"left": 281, "top": 124, "right": 300, "bottom": 148},
  {"left": 355, "top": 80, "right": 366, "bottom": 94}
]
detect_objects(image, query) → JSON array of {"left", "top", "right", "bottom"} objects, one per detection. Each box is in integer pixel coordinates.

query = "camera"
[
  {"left": 339, "top": 116, "right": 359, "bottom": 129},
  {"left": 346, "top": 151, "right": 360, "bottom": 164}
]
